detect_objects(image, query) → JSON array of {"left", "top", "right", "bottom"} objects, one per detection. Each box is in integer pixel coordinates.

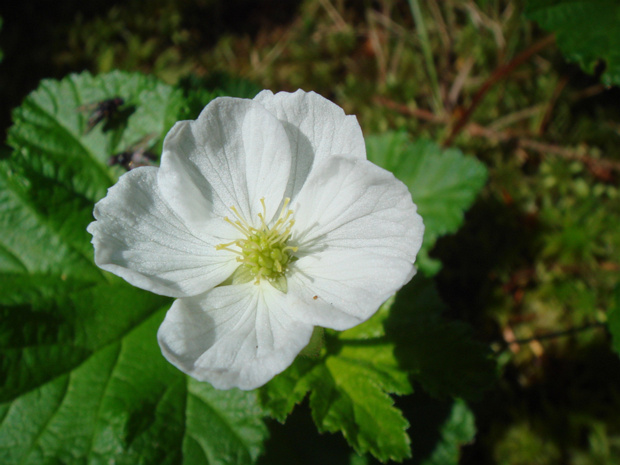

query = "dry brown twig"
[
  {"left": 538, "top": 75, "right": 569, "bottom": 135},
  {"left": 501, "top": 322, "right": 605, "bottom": 350},
  {"left": 488, "top": 104, "right": 546, "bottom": 132},
  {"left": 444, "top": 34, "right": 557, "bottom": 146},
  {"left": 447, "top": 56, "right": 475, "bottom": 109},
  {"left": 318, "top": 0, "right": 349, "bottom": 31},
  {"left": 375, "top": 95, "right": 620, "bottom": 178}
]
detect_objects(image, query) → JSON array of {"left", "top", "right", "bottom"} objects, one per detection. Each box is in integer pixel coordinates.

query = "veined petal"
[
  {"left": 285, "top": 155, "right": 424, "bottom": 328},
  {"left": 158, "top": 97, "right": 292, "bottom": 231},
  {"left": 88, "top": 167, "right": 237, "bottom": 297},
  {"left": 286, "top": 253, "right": 416, "bottom": 331},
  {"left": 157, "top": 283, "right": 314, "bottom": 390},
  {"left": 293, "top": 155, "right": 424, "bottom": 259},
  {"left": 254, "top": 90, "right": 366, "bottom": 199}
]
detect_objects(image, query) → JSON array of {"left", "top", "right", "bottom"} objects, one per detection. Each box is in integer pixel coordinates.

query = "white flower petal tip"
[{"left": 89, "top": 90, "right": 424, "bottom": 390}]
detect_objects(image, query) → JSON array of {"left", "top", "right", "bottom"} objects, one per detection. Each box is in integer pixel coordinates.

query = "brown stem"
[
  {"left": 443, "top": 34, "right": 556, "bottom": 147},
  {"left": 374, "top": 96, "right": 446, "bottom": 123},
  {"left": 538, "top": 75, "right": 569, "bottom": 136},
  {"left": 467, "top": 123, "right": 620, "bottom": 176},
  {"left": 502, "top": 322, "right": 605, "bottom": 348},
  {"left": 377, "top": 96, "right": 620, "bottom": 178}
]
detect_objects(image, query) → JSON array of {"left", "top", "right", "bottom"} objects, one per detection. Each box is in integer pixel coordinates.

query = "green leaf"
[
  {"left": 7, "top": 70, "right": 184, "bottom": 203},
  {"left": 176, "top": 73, "right": 261, "bottom": 120},
  {"left": 0, "top": 161, "right": 104, "bottom": 294},
  {"left": 261, "top": 274, "right": 493, "bottom": 462},
  {"left": 366, "top": 132, "right": 487, "bottom": 275},
  {"left": 0, "top": 280, "right": 168, "bottom": 404},
  {"left": 259, "top": 357, "right": 318, "bottom": 423},
  {"left": 526, "top": 0, "right": 620, "bottom": 86},
  {"left": 408, "top": 396, "right": 476, "bottom": 465},
  {"left": 183, "top": 379, "right": 268, "bottom": 465},
  {"left": 308, "top": 348, "right": 412, "bottom": 463},
  {"left": 385, "top": 278, "right": 497, "bottom": 401},
  {"left": 1, "top": 71, "right": 268, "bottom": 464},
  {"left": 259, "top": 299, "right": 396, "bottom": 422},
  {"left": 0, "top": 290, "right": 267, "bottom": 465},
  {"left": 607, "top": 285, "right": 620, "bottom": 357},
  {"left": 261, "top": 299, "right": 413, "bottom": 462},
  {"left": 1, "top": 70, "right": 185, "bottom": 301}
]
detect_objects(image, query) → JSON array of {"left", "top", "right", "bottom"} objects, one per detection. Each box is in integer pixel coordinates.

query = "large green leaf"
[
  {"left": 0, "top": 160, "right": 105, "bottom": 300},
  {"left": 366, "top": 132, "right": 488, "bottom": 275},
  {"left": 0, "top": 290, "right": 267, "bottom": 465},
  {"left": 1, "top": 71, "right": 268, "bottom": 465},
  {"left": 2, "top": 71, "right": 184, "bottom": 299},
  {"left": 526, "top": 0, "right": 620, "bottom": 86}
]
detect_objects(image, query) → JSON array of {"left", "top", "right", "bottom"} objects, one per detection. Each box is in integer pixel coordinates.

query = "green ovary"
[
  {"left": 216, "top": 198, "right": 297, "bottom": 289},
  {"left": 243, "top": 232, "right": 295, "bottom": 277}
]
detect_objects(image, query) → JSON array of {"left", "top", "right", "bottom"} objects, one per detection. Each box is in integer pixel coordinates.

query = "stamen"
[
  {"left": 223, "top": 216, "right": 251, "bottom": 236},
  {"left": 215, "top": 244, "right": 245, "bottom": 256},
  {"left": 215, "top": 198, "right": 298, "bottom": 291}
]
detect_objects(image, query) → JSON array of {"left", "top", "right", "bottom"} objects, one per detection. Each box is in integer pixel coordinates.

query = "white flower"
[{"left": 88, "top": 90, "right": 424, "bottom": 390}]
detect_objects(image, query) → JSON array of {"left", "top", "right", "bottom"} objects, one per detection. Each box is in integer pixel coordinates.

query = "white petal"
[
  {"left": 285, "top": 253, "right": 416, "bottom": 331},
  {"left": 285, "top": 155, "right": 424, "bottom": 328},
  {"left": 157, "top": 283, "right": 313, "bottom": 390},
  {"left": 293, "top": 155, "right": 424, "bottom": 259},
  {"left": 254, "top": 90, "right": 366, "bottom": 199},
  {"left": 88, "top": 167, "right": 237, "bottom": 298},
  {"left": 158, "top": 97, "right": 293, "bottom": 232}
]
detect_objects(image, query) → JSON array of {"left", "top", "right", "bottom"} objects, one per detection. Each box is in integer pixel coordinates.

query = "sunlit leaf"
[
  {"left": 301, "top": 338, "right": 412, "bottom": 463},
  {"left": 8, "top": 70, "right": 183, "bottom": 202},
  {"left": 261, "top": 300, "right": 412, "bottom": 462}
]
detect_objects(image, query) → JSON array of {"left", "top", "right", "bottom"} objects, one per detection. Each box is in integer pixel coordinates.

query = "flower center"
[{"left": 215, "top": 198, "right": 298, "bottom": 291}]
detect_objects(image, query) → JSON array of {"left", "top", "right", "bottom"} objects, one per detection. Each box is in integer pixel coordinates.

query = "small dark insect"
[
  {"left": 109, "top": 134, "right": 158, "bottom": 171},
  {"left": 78, "top": 97, "right": 124, "bottom": 133},
  {"left": 313, "top": 295, "right": 318, "bottom": 300}
]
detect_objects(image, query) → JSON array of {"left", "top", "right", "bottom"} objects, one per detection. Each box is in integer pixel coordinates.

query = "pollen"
[{"left": 215, "top": 198, "right": 298, "bottom": 291}]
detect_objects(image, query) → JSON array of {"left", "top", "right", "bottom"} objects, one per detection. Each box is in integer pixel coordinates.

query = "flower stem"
[{"left": 300, "top": 327, "right": 325, "bottom": 358}]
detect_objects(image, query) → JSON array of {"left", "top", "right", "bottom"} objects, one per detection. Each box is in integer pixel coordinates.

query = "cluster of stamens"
[{"left": 215, "top": 198, "right": 298, "bottom": 286}]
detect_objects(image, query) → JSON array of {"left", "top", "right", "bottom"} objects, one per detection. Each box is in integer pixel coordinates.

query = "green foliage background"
[{"left": 1, "top": 0, "right": 620, "bottom": 464}]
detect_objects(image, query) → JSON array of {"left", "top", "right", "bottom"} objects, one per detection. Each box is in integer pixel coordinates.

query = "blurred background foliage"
[{"left": 1, "top": 0, "right": 620, "bottom": 463}]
